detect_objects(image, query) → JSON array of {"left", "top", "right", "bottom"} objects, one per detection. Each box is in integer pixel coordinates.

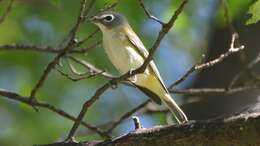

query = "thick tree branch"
[{"left": 38, "top": 103, "right": 260, "bottom": 146}]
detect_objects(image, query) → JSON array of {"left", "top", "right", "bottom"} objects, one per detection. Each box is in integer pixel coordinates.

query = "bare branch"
[
  {"left": 194, "top": 35, "right": 244, "bottom": 70},
  {"left": 68, "top": 56, "right": 115, "bottom": 79},
  {"left": 134, "top": 0, "right": 188, "bottom": 75},
  {"left": 169, "top": 65, "right": 196, "bottom": 88},
  {"left": 59, "top": 0, "right": 95, "bottom": 47},
  {"left": 169, "top": 33, "right": 244, "bottom": 88},
  {"left": 29, "top": 0, "right": 93, "bottom": 100},
  {"left": 66, "top": 81, "right": 112, "bottom": 140},
  {"left": 55, "top": 66, "right": 105, "bottom": 82},
  {"left": 169, "top": 85, "right": 259, "bottom": 96},
  {"left": 67, "top": 59, "right": 89, "bottom": 76},
  {"left": 132, "top": 116, "right": 143, "bottom": 130},
  {"left": 0, "top": 44, "right": 60, "bottom": 53},
  {"left": 0, "top": 88, "right": 110, "bottom": 138},
  {"left": 72, "top": 40, "right": 101, "bottom": 54},
  {"left": 75, "top": 28, "right": 100, "bottom": 47},
  {"left": 139, "top": 0, "right": 165, "bottom": 25},
  {"left": 0, "top": 43, "right": 99, "bottom": 54}
]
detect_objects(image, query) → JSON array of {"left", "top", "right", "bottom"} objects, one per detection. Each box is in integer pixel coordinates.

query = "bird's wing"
[{"left": 125, "top": 27, "right": 169, "bottom": 93}]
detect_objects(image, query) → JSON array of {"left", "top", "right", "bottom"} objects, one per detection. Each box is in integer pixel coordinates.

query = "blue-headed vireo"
[{"left": 90, "top": 11, "right": 188, "bottom": 124}]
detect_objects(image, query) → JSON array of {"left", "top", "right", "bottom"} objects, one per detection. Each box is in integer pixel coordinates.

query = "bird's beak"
[{"left": 88, "top": 16, "right": 100, "bottom": 24}]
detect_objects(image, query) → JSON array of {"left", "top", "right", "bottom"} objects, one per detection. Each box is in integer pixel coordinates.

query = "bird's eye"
[{"left": 103, "top": 15, "right": 114, "bottom": 22}]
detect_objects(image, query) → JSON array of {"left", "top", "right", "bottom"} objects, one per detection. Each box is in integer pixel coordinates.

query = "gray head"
[{"left": 90, "top": 11, "right": 128, "bottom": 30}]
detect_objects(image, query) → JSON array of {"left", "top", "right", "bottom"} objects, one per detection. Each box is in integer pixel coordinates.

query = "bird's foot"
[
  {"left": 128, "top": 69, "right": 137, "bottom": 82},
  {"left": 110, "top": 80, "right": 118, "bottom": 89},
  {"left": 64, "top": 136, "right": 79, "bottom": 144}
]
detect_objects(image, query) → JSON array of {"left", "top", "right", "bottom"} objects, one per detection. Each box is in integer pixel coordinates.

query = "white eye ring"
[{"left": 103, "top": 14, "right": 114, "bottom": 22}]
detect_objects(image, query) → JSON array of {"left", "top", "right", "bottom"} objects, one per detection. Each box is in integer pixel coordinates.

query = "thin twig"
[
  {"left": 68, "top": 56, "right": 115, "bottom": 79},
  {"left": 0, "top": 0, "right": 14, "bottom": 24},
  {"left": 134, "top": 0, "right": 188, "bottom": 75},
  {"left": 59, "top": 0, "right": 95, "bottom": 47},
  {"left": 67, "top": 56, "right": 133, "bottom": 87},
  {"left": 170, "top": 85, "right": 259, "bottom": 96},
  {"left": 97, "top": 0, "right": 120, "bottom": 13},
  {"left": 132, "top": 116, "right": 143, "bottom": 130},
  {"left": 67, "top": 58, "right": 89, "bottom": 76},
  {"left": 56, "top": 66, "right": 105, "bottom": 82},
  {"left": 73, "top": 40, "right": 102, "bottom": 54},
  {"left": 139, "top": 0, "right": 165, "bottom": 25},
  {"left": 228, "top": 52, "right": 260, "bottom": 88},
  {"left": 222, "top": 0, "right": 246, "bottom": 64},
  {"left": 75, "top": 28, "right": 100, "bottom": 47},
  {"left": 194, "top": 35, "right": 244, "bottom": 70},
  {"left": 169, "top": 65, "right": 196, "bottom": 88},
  {"left": 0, "top": 43, "right": 100, "bottom": 54}
]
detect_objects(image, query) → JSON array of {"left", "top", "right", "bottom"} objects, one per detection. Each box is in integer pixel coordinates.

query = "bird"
[{"left": 89, "top": 11, "right": 188, "bottom": 124}]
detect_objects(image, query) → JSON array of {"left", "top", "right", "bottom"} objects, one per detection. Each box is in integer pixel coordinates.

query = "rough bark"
[{"left": 38, "top": 102, "right": 260, "bottom": 146}]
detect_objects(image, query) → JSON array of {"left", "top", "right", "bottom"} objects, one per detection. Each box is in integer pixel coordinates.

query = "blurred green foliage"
[
  {"left": 0, "top": 0, "right": 253, "bottom": 145},
  {"left": 216, "top": 0, "right": 253, "bottom": 27},
  {"left": 246, "top": 0, "right": 260, "bottom": 25}
]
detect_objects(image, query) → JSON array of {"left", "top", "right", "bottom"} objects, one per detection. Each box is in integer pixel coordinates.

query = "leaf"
[
  {"left": 49, "top": 0, "right": 61, "bottom": 9},
  {"left": 216, "top": 0, "right": 253, "bottom": 27},
  {"left": 246, "top": 0, "right": 260, "bottom": 25}
]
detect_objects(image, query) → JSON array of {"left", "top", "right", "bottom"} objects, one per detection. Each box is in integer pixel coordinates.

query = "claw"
[
  {"left": 129, "top": 69, "right": 137, "bottom": 82},
  {"left": 110, "top": 80, "right": 118, "bottom": 89}
]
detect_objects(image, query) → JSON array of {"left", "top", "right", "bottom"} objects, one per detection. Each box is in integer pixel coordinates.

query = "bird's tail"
[{"left": 162, "top": 93, "right": 188, "bottom": 124}]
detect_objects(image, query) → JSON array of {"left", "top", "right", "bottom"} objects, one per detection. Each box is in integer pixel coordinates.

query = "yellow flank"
[{"left": 134, "top": 73, "right": 167, "bottom": 98}]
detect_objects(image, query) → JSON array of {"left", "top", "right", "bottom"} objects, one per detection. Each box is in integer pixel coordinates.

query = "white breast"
[{"left": 102, "top": 30, "right": 144, "bottom": 74}]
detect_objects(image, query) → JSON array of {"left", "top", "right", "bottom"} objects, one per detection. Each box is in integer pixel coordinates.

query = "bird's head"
[{"left": 89, "top": 11, "right": 129, "bottom": 32}]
